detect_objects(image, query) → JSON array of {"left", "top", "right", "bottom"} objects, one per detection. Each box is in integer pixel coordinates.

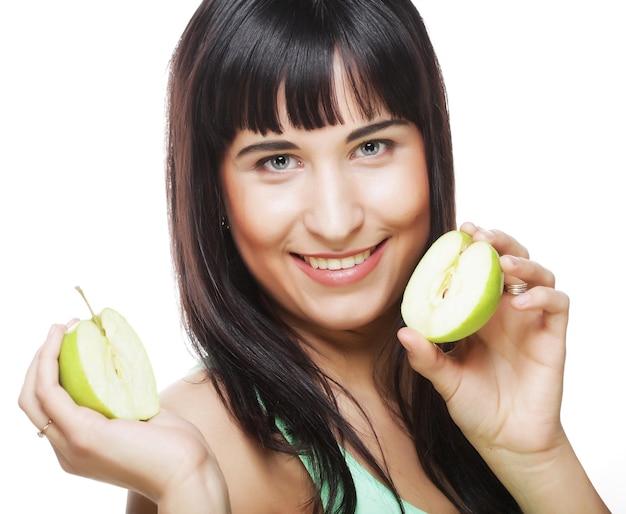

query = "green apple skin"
[
  {"left": 59, "top": 308, "right": 160, "bottom": 420},
  {"left": 401, "top": 230, "right": 504, "bottom": 343}
]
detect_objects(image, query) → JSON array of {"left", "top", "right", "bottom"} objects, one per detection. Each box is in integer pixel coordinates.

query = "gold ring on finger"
[{"left": 37, "top": 419, "right": 53, "bottom": 438}]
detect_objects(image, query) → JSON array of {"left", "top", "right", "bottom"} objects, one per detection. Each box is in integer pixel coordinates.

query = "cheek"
[
  {"left": 374, "top": 164, "right": 430, "bottom": 227},
  {"left": 224, "top": 180, "right": 298, "bottom": 254}
]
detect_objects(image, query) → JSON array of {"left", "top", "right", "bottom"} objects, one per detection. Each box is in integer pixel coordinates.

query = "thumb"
[{"left": 397, "top": 327, "right": 460, "bottom": 402}]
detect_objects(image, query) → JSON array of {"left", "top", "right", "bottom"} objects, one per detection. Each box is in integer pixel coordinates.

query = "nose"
[{"left": 302, "top": 165, "right": 364, "bottom": 244}]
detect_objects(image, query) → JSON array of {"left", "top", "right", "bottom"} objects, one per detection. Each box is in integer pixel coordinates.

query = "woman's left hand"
[{"left": 398, "top": 221, "right": 570, "bottom": 460}]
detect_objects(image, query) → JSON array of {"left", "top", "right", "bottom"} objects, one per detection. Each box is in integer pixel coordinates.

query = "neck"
[{"left": 283, "top": 304, "right": 404, "bottom": 398}]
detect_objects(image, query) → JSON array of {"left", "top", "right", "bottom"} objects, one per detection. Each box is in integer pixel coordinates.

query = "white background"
[{"left": 2, "top": 1, "right": 624, "bottom": 512}]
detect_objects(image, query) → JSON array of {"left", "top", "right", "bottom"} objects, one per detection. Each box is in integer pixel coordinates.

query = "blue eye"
[
  {"left": 354, "top": 140, "right": 389, "bottom": 158},
  {"left": 270, "top": 155, "right": 289, "bottom": 169},
  {"left": 362, "top": 141, "right": 380, "bottom": 155},
  {"left": 259, "top": 154, "right": 300, "bottom": 172}
]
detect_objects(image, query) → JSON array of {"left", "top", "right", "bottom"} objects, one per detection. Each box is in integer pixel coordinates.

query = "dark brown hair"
[{"left": 166, "top": 0, "right": 519, "bottom": 512}]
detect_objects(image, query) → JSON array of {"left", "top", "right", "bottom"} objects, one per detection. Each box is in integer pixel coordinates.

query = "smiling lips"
[
  {"left": 302, "top": 248, "right": 373, "bottom": 270},
  {"left": 294, "top": 242, "right": 385, "bottom": 286}
]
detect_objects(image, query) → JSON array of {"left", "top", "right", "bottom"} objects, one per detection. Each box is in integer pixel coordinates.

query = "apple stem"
[{"left": 75, "top": 286, "right": 105, "bottom": 335}]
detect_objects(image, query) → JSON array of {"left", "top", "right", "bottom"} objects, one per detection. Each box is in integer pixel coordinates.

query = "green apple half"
[
  {"left": 401, "top": 230, "right": 504, "bottom": 343},
  {"left": 58, "top": 287, "right": 160, "bottom": 420}
]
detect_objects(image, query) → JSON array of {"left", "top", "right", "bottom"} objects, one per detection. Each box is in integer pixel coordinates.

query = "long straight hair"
[{"left": 166, "top": 0, "right": 520, "bottom": 512}]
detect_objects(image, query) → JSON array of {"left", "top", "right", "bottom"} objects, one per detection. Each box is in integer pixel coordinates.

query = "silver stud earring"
[{"left": 221, "top": 216, "right": 230, "bottom": 230}]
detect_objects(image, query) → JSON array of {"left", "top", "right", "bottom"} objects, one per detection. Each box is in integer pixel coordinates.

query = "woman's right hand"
[{"left": 18, "top": 323, "right": 230, "bottom": 514}]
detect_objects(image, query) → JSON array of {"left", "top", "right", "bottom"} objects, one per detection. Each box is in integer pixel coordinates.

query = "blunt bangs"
[{"left": 201, "top": 0, "right": 430, "bottom": 140}]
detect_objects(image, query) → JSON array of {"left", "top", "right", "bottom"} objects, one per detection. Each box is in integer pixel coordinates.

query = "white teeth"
[{"left": 303, "top": 249, "right": 372, "bottom": 270}]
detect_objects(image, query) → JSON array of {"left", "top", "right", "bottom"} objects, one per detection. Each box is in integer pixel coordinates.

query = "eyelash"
[{"left": 254, "top": 138, "right": 395, "bottom": 173}]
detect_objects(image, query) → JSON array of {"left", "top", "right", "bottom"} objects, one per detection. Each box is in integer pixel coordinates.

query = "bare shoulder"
[
  {"left": 158, "top": 368, "right": 315, "bottom": 514},
  {"left": 159, "top": 368, "right": 226, "bottom": 437}
]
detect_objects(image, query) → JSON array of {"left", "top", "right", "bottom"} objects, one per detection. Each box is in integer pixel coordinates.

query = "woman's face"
[{"left": 221, "top": 82, "right": 430, "bottom": 333}]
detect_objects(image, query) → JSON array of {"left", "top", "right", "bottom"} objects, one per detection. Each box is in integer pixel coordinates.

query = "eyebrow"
[
  {"left": 235, "top": 118, "right": 408, "bottom": 158},
  {"left": 236, "top": 140, "right": 299, "bottom": 158},
  {"left": 345, "top": 119, "right": 408, "bottom": 143}
]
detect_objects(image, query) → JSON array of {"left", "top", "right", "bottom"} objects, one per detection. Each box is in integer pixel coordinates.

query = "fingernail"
[{"left": 505, "top": 255, "right": 520, "bottom": 266}]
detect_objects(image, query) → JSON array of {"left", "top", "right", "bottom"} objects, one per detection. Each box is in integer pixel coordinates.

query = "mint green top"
[
  {"left": 339, "top": 451, "right": 428, "bottom": 514},
  {"left": 275, "top": 417, "right": 427, "bottom": 514}
]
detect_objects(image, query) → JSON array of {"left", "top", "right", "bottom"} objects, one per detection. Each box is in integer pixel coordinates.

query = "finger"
[
  {"left": 18, "top": 324, "right": 63, "bottom": 429},
  {"left": 501, "top": 255, "right": 556, "bottom": 289},
  {"left": 510, "top": 286, "right": 570, "bottom": 336},
  {"left": 33, "top": 324, "right": 70, "bottom": 438},
  {"left": 34, "top": 324, "right": 86, "bottom": 438},
  {"left": 66, "top": 318, "right": 79, "bottom": 328},
  {"left": 468, "top": 225, "right": 530, "bottom": 260},
  {"left": 458, "top": 221, "right": 480, "bottom": 236},
  {"left": 18, "top": 345, "right": 43, "bottom": 425},
  {"left": 35, "top": 324, "right": 65, "bottom": 402},
  {"left": 397, "top": 326, "right": 461, "bottom": 402}
]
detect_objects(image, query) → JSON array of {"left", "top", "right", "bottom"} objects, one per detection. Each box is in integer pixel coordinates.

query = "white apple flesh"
[
  {"left": 59, "top": 290, "right": 160, "bottom": 420},
  {"left": 401, "top": 230, "right": 504, "bottom": 343}
]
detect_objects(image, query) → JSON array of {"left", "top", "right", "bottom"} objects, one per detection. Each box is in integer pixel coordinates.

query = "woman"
[{"left": 19, "top": 0, "right": 609, "bottom": 512}]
